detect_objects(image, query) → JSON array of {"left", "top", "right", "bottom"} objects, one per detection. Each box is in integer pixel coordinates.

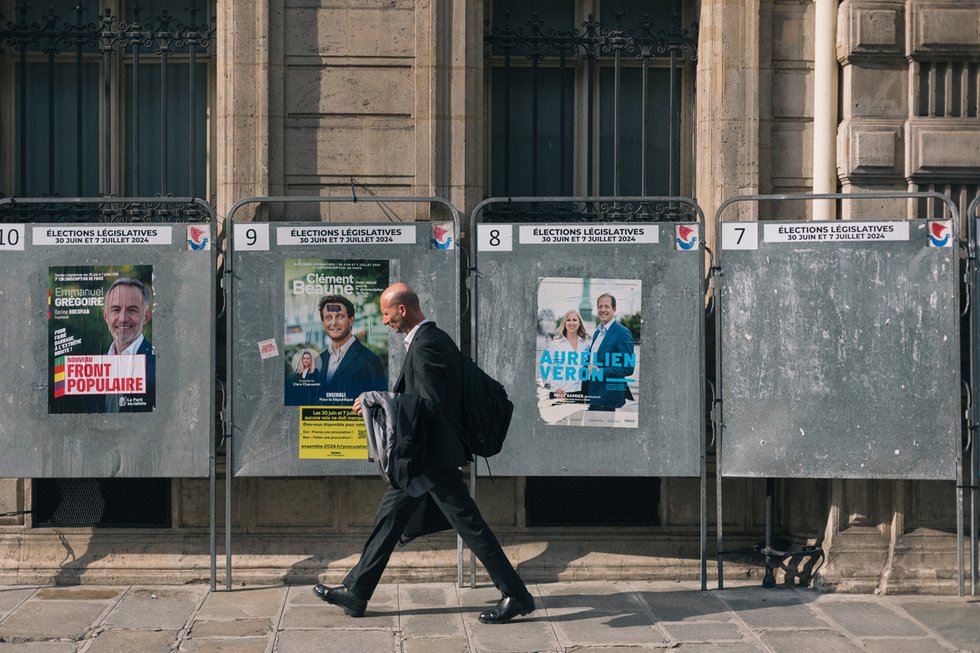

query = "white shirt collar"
[
  {"left": 403, "top": 319, "right": 430, "bottom": 350},
  {"left": 108, "top": 333, "right": 144, "bottom": 355},
  {"left": 329, "top": 333, "right": 356, "bottom": 357}
]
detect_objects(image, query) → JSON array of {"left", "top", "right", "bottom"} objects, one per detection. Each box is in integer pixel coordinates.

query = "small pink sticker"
[{"left": 257, "top": 339, "right": 279, "bottom": 359}]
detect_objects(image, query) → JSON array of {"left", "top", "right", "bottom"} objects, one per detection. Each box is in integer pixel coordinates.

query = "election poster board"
[
  {"left": 535, "top": 276, "right": 641, "bottom": 428},
  {"left": 283, "top": 258, "right": 389, "bottom": 407},
  {"left": 230, "top": 217, "right": 459, "bottom": 477},
  {"left": 474, "top": 216, "right": 704, "bottom": 477},
  {"left": 48, "top": 265, "right": 156, "bottom": 414},
  {"left": 719, "top": 219, "right": 958, "bottom": 479}
]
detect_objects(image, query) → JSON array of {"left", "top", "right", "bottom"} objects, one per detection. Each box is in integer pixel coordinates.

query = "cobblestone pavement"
[{"left": 1, "top": 580, "right": 978, "bottom": 652}]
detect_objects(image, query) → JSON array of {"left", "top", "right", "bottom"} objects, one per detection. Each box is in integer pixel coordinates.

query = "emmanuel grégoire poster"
[{"left": 48, "top": 265, "right": 155, "bottom": 414}]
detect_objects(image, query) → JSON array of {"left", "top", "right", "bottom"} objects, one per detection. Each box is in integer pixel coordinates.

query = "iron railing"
[
  {"left": 480, "top": 197, "right": 698, "bottom": 223},
  {"left": 0, "top": 2, "right": 216, "bottom": 199},
  {"left": 485, "top": 12, "right": 697, "bottom": 198}
]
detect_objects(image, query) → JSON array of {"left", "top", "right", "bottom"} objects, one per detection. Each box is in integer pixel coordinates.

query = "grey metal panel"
[
  {"left": 476, "top": 225, "right": 704, "bottom": 477},
  {"left": 0, "top": 224, "right": 213, "bottom": 477},
  {"left": 231, "top": 223, "right": 457, "bottom": 477},
  {"left": 720, "top": 220, "right": 959, "bottom": 480}
]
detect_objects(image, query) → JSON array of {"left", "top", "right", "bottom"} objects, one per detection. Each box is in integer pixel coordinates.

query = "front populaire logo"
[
  {"left": 187, "top": 225, "right": 210, "bottom": 251},
  {"left": 928, "top": 220, "right": 951, "bottom": 248},
  {"left": 431, "top": 223, "right": 454, "bottom": 250},
  {"left": 675, "top": 224, "right": 699, "bottom": 251}
]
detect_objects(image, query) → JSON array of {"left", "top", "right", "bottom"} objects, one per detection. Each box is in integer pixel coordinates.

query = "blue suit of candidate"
[
  {"left": 316, "top": 338, "right": 387, "bottom": 405},
  {"left": 583, "top": 319, "right": 635, "bottom": 411}
]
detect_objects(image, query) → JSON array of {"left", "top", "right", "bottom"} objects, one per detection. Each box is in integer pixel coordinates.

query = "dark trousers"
[{"left": 343, "top": 470, "right": 529, "bottom": 601}]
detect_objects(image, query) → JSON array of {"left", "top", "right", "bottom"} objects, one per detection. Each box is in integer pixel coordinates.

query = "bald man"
[{"left": 313, "top": 282, "right": 534, "bottom": 624}]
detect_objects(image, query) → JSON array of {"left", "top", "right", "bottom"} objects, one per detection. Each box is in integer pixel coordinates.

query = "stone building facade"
[{"left": 0, "top": 0, "right": 978, "bottom": 592}]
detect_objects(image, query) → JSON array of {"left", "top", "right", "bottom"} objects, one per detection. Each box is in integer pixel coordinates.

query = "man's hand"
[{"left": 352, "top": 396, "right": 363, "bottom": 415}]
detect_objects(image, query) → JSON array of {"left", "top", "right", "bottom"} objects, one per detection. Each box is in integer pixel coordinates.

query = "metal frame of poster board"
[
  {"left": 713, "top": 192, "right": 967, "bottom": 594},
  {"left": 967, "top": 194, "right": 980, "bottom": 596},
  {"left": 223, "top": 196, "right": 461, "bottom": 591},
  {"left": 469, "top": 196, "right": 708, "bottom": 591},
  {"left": 0, "top": 196, "right": 218, "bottom": 588}
]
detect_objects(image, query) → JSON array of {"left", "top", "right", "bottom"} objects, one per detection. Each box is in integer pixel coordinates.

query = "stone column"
[
  {"left": 836, "top": 0, "right": 908, "bottom": 219},
  {"left": 215, "top": 0, "right": 285, "bottom": 222},
  {"left": 696, "top": 0, "right": 763, "bottom": 244},
  {"left": 424, "top": 0, "right": 484, "bottom": 223}
]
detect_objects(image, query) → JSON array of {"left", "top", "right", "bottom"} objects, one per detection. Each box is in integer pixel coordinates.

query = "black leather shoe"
[
  {"left": 312, "top": 583, "right": 367, "bottom": 617},
  {"left": 478, "top": 594, "right": 535, "bottom": 624}
]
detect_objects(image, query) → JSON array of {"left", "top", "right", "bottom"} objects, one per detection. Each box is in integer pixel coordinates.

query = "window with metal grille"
[
  {"left": 0, "top": 0, "right": 215, "bottom": 199},
  {"left": 32, "top": 478, "right": 171, "bottom": 528},
  {"left": 484, "top": 0, "right": 697, "bottom": 198},
  {"left": 525, "top": 476, "right": 660, "bottom": 527}
]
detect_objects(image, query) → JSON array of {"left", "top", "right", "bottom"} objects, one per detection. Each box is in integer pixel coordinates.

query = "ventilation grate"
[
  {"left": 32, "top": 478, "right": 171, "bottom": 528},
  {"left": 525, "top": 476, "right": 660, "bottom": 527}
]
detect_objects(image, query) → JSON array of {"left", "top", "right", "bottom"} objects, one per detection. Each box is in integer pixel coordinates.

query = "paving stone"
[
  {"left": 758, "top": 629, "right": 864, "bottom": 653},
  {"left": 859, "top": 638, "right": 954, "bottom": 653},
  {"left": 463, "top": 612, "right": 559, "bottom": 653},
  {"left": 0, "top": 582, "right": 976, "bottom": 653},
  {"left": 279, "top": 603, "right": 397, "bottom": 629},
  {"left": 293, "top": 583, "right": 397, "bottom": 607},
  {"left": 537, "top": 582, "right": 661, "bottom": 648},
  {"left": 537, "top": 581, "right": 645, "bottom": 613},
  {"left": 102, "top": 588, "right": 204, "bottom": 629},
  {"left": 550, "top": 609, "right": 663, "bottom": 648},
  {"left": 274, "top": 628, "right": 398, "bottom": 653},
  {"left": 402, "top": 636, "right": 470, "bottom": 653},
  {"left": 196, "top": 586, "right": 285, "bottom": 620},
  {"left": 0, "top": 588, "right": 37, "bottom": 617},
  {"left": 0, "top": 601, "right": 107, "bottom": 640},
  {"left": 186, "top": 618, "right": 273, "bottom": 637},
  {"left": 0, "top": 644, "right": 80, "bottom": 653},
  {"left": 813, "top": 599, "right": 926, "bottom": 637},
  {"left": 399, "top": 583, "right": 465, "bottom": 637},
  {"left": 178, "top": 637, "right": 269, "bottom": 652},
  {"left": 402, "top": 609, "right": 466, "bottom": 637},
  {"left": 636, "top": 588, "right": 731, "bottom": 622},
  {"left": 897, "top": 601, "right": 980, "bottom": 651},
  {"left": 663, "top": 621, "right": 746, "bottom": 642},
  {"left": 718, "top": 589, "right": 826, "bottom": 629},
  {"left": 663, "top": 644, "right": 765, "bottom": 652},
  {"left": 33, "top": 588, "right": 122, "bottom": 602},
  {"left": 84, "top": 629, "right": 178, "bottom": 653}
]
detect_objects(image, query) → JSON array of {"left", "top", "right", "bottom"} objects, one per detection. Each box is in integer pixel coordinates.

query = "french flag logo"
[
  {"left": 187, "top": 225, "right": 210, "bottom": 251},
  {"left": 431, "top": 223, "right": 454, "bottom": 250},
  {"left": 675, "top": 224, "right": 699, "bottom": 251},
  {"left": 928, "top": 220, "right": 951, "bottom": 248}
]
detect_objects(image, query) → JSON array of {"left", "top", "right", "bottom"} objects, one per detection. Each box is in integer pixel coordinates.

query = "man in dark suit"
[
  {"left": 99, "top": 277, "right": 155, "bottom": 412},
  {"left": 582, "top": 293, "right": 635, "bottom": 411},
  {"left": 314, "top": 282, "right": 534, "bottom": 624},
  {"left": 315, "top": 295, "right": 386, "bottom": 405}
]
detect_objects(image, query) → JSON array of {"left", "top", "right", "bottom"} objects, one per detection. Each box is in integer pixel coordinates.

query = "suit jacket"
[
  {"left": 316, "top": 338, "right": 387, "bottom": 405},
  {"left": 122, "top": 337, "right": 156, "bottom": 412},
  {"left": 393, "top": 322, "right": 469, "bottom": 474},
  {"left": 583, "top": 320, "right": 635, "bottom": 410}
]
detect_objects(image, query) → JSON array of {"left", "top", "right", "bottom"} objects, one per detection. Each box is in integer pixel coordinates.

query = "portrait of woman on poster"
[
  {"left": 547, "top": 309, "right": 591, "bottom": 400},
  {"left": 285, "top": 347, "right": 321, "bottom": 405},
  {"left": 293, "top": 349, "right": 318, "bottom": 380}
]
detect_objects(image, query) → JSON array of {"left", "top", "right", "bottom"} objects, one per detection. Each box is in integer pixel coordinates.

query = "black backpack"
[{"left": 459, "top": 356, "right": 513, "bottom": 458}]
